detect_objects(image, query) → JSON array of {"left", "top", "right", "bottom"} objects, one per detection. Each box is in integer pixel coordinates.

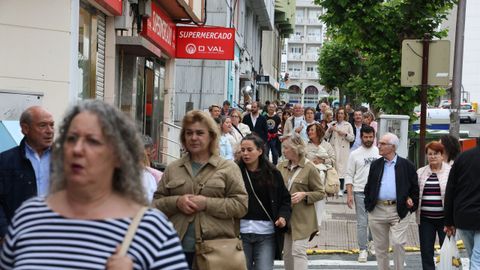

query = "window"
[
  {"left": 78, "top": 4, "right": 105, "bottom": 100},
  {"left": 290, "top": 47, "right": 302, "bottom": 54},
  {"left": 306, "top": 66, "right": 314, "bottom": 72},
  {"left": 281, "top": 63, "right": 287, "bottom": 73}
]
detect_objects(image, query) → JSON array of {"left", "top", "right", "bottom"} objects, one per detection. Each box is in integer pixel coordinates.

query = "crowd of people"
[{"left": 0, "top": 98, "right": 478, "bottom": 270}]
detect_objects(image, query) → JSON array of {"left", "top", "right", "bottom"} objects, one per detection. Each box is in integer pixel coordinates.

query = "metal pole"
[
  {"left": 450, "top": 0, "right": 466, "bottom": 137},
  {"left": 419, "top": 34, "right": 431, "bottom": 168}
]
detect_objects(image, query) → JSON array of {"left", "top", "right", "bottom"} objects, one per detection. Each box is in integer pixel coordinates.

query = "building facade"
[
  {"left": 173, "top": 0, "right": 294, "bottom": 121},
  {"left": 0, "top": 0, "right": 202, "bottom": 165},
  {"left": 283, "top": 0, "right": 328, "bottom": 107}
]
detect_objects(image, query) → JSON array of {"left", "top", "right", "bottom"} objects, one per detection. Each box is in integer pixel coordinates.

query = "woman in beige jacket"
[
  {"left": 153, "top": 110, "right": 248, "bottom": 269},
  {"left": 277, "top": 134, "right": 325, "bottom": 270},
  {"left": 325, "top": 108, "right": 354, "bottom": 196}
]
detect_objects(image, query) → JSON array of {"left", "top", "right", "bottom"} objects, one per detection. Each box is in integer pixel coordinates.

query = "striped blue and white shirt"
[{"left": 0, "top": 197, "right": 189, "bottom": 270}]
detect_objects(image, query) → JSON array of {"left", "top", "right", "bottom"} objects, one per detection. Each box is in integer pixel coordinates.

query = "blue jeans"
[
  {"left": 241, "top": 233, "right": 275, "bottom": 270},
  {"left": 354, "top": 192, "right": 373, "bottom": 250},
  {"left": 266, "top": 138, "right": 279, "bottom": 165},
  {"left": 418, "top": 216, "right": 446, "bottom": 270},
  {"left": 457, "top": 229, "right": 480, "bottom": 270}
]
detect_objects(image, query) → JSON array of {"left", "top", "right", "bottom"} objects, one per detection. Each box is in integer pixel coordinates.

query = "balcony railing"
[
  {"left": 287, "top": 54, "right": 302, "bottom": 61},
  {"left": 289, "top": 35, "right": 304, "bottom": 42},
  {"left": 306, "top": 71, "right": 319, "bottom": 79},
  {"left": 307, "top": 36, "right": 322, "bottom": 43},
  {"left": 305, "top": 53, "right": 319, "bottom": 61},
  {"left": 307, "top": 18, "right": 322, "bottom": 24}
]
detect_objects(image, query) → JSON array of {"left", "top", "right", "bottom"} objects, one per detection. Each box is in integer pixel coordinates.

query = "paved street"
[
  {"left": 274, "top": 253, "right": 470, "bottom": 269},
  {"left": 461, "top": 122, "right": 480, "bottom": 137},
  {"left": 271, "top": 196, "right": 471, "bottom": 269}
]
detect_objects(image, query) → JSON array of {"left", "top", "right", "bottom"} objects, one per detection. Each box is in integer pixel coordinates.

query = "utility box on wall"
[{"left": 378, "top": 114, "right": 410, "bottom": 158}]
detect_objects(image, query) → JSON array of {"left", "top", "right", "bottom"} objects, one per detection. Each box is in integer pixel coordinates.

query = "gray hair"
[
  {"left": 282, "top": 133, "right": 306, "bottom": 159},
  {"left": 384, "top": 132, "right": 400, "bottom": 150},
  {"left": 50, "top": 100, "right": 147, "bottom": 205},
  {"left": 142, "top": 135, "right": 154, "bottom": 148}
]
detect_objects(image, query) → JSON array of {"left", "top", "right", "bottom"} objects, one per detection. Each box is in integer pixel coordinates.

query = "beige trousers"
[
  {"left": 368, "top": 203, "right": 410, "bottom": 270},
  {"left": 283, "top": 232, "right": 309, "bottom": 270}
]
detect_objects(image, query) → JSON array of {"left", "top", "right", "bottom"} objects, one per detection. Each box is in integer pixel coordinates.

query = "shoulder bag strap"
[
  {"left": 193, "top": 159, "right": 229, "bottom": 243},
  {"left": 286, "top": 166, "right": 303, "bottom": 191},
  {"left": 233, "top": 124, "right": 244, "bottom": 138},
  {"left": 244, "top": 169, "right": 274, "bottom": 222},
  {"left": 119, "top": 206, "right": 148, "bottom": 256}
]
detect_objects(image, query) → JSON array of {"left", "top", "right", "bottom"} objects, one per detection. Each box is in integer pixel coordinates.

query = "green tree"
[
  {"left": 316, "top": 0, "right": 454, "bottom": 115},
  {"left": 318, "top": 40, "right": 363, "bottom": 105}
]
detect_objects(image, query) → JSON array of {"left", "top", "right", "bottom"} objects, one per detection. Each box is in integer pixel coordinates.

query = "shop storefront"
[
  {"left": 116, "top": 0, "right": 176, "bottom": 164},
  {"left": 77, "top": 0, "right": 121, "bottom": 100}
]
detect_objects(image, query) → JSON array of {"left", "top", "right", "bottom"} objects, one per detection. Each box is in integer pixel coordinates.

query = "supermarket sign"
[
  {"left": 175, "top": 26, "right": 235, "bottom": 60},
  {"left": 141, "top": 1, "right": 176, "bottom": 57}
]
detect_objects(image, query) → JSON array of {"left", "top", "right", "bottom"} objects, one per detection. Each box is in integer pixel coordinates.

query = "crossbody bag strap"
[
  {"left": 194, "top": 159, "right": 228, "bottom": 243},
  {"left": 287, "top": 166, "right": 303, "bottom": 191},
  {"left": 119, "top": 206, "right": 148, "bottom": 256},
  {"left": 233, "top": 125, "right": 244, "bottom": 138},
  {"left": 244, "top": 169, "right": 274, "bottom": 222}
]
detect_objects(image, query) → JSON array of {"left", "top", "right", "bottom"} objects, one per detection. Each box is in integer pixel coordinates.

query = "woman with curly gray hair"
[{"left": 0, "top": 100, "right": 188, "bottom": 270}]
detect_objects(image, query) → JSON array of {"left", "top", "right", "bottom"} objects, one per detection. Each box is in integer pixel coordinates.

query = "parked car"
[
  {"left": 460, "top": 103, "right": 477, "bottom": 123},
  {"left": 440, "top": 103, "right": 477, "bottom": 123}
]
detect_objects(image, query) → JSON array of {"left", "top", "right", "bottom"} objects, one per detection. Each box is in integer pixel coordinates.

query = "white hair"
[{"left": 384, "top": 132, "right": 399, "bottom": 150}]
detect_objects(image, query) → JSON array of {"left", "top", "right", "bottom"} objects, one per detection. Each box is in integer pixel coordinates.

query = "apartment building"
[{"left": 282, "top": 0, "right": 328, "bottom": 107}]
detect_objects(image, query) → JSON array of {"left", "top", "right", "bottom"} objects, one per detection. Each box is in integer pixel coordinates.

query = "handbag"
[
  {"left": 119, "top": 206, "right": 148, "bottom": 256},
  {"left": 193, "top": 164, "right": 247, "bottom": 270},
  {"left": 324, "top": 167, "right": 340, "bottom": 196}
]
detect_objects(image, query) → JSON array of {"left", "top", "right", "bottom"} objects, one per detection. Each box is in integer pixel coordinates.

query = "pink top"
[{"left": 146, "top": 166, "right": 163, "bottom": 183}]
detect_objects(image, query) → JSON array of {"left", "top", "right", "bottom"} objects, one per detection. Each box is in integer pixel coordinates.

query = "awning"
[{"left": 116, "top": 36, "right": 170, "bottom": 59}]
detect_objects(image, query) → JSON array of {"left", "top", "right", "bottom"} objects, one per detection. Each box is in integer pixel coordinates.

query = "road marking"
[
  {"left": 274, "top": 258, "right": 470, "bottom": 268},
  {"left": 274, "top": 260, "right": 405, "bottom": 266}
]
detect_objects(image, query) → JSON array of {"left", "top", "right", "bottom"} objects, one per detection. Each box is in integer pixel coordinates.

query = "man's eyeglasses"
[{"left": 378, "top": 142, "right": 392, "bottom": 146}]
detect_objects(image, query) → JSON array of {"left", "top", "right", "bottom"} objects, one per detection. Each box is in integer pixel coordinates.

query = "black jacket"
[
  {"left": 243, "top": 113, "right": 268, "bottom": 144},
  {"left": 444, "top": 146, "right": 480, "bottom": 230},
  {"left": 364, "top": 155, "right": 419, "bottom": 219},
  {"left": 0, "top": 138, "right": 38, "bottom": 237},
  {"left": 240, "top": 167, "right": 291, "bottom": 260}
]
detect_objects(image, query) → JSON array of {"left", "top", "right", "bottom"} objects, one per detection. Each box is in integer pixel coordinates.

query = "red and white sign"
[
  {"left": 95, "top": 0, "right": 122, "bottom": 16},
  {"left": 176, "top": 27, "right": 235, "bottom": 60},
  {"left": 141, "top": 2, "right": 176, "bottom": 57}
]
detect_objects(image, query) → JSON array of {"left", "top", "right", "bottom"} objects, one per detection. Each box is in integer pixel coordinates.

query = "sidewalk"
[{"left": 308, "top": 196, "right": 420, "bottom": 253}]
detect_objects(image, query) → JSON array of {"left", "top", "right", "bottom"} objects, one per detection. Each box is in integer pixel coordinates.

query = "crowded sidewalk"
[{"left": 309, "top": 196, "right": 420, "bottom": 254}]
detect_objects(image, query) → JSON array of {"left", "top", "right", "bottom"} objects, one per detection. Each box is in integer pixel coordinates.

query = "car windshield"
[{"left": 461, "top": 104, "right": 472, "bottom": 110}]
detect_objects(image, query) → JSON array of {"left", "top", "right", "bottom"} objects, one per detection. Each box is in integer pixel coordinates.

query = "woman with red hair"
[{"left": 416, "top": 141, "right": 451, "bottom": 270}]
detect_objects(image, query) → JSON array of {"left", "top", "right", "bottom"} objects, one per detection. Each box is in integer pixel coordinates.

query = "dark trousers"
[
  {"left": 418, "top": 216, "right": 446, "bottom": 270},
  {"left": 184, "top": 251, "right": 195, "bottom": 269},
  {"left": 339, "top": 178, "right": 345, "bottom": 191},
  {"left": 266, "top": 137, "right": 279, "bottom": 165}
]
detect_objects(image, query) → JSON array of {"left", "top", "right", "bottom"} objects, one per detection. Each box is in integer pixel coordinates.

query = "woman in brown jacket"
[
  {"left": 277, "top": 134, "right": 325, "bottom": 270},
  {"left": 153, "top": 110, "right": 248, "bottom": 269}
]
